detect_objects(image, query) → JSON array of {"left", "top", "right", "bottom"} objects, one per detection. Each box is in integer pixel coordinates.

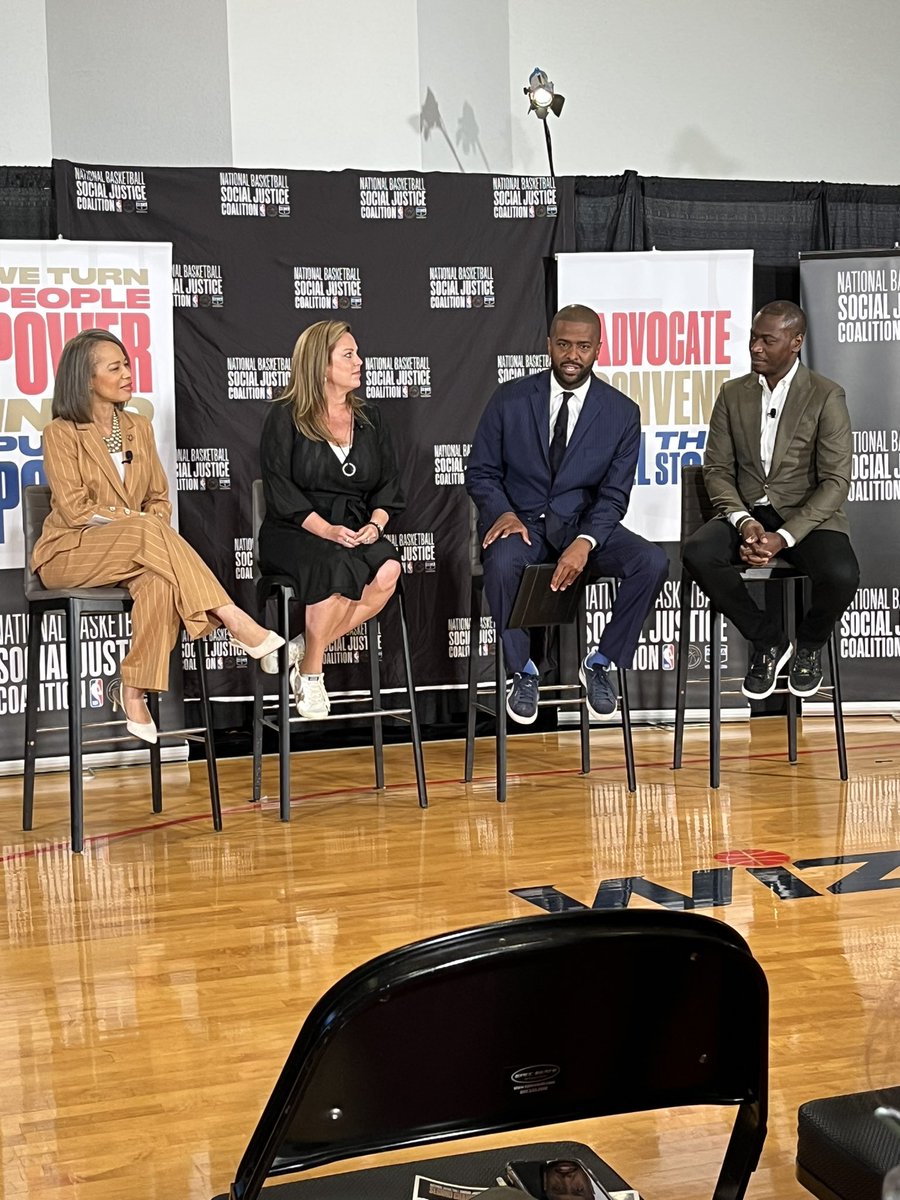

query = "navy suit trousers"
[{"left": 482, "top": 519, "right": 669, "bottom": 673}]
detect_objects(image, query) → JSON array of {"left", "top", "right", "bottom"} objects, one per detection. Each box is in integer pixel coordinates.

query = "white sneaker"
[
  {"left": 260, "top": 632, "right": 305, "bottom": 675},
  {"left": 293, "top": 672, "right": 330, "bottom": 719}
]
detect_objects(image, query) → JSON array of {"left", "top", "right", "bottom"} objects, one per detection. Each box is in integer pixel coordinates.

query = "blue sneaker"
[
  {"left": 506, "top": 671, "right": 540, "bottom": 725},
  {"left": 580, "top": 657, "right": 617, "bottom": 720}
]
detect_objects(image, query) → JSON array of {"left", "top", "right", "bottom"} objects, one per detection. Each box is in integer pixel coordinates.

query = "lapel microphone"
[
  {"left": 767, "top": 408, "right": 776, "bottom": 419},
  {"left": 123, "top": 450, "right": 134, "bottom": 465}
]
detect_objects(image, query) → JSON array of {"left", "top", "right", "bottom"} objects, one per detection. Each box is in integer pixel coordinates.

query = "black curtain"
[
  {"left": 2, "top": 164, "right": 897, "bottom": 306},
  {"left": 0, "top": 167, "right": 55, "bottom": 238},
  {"left": 574, "top": 174, "right": 900, "bottom": 311}
]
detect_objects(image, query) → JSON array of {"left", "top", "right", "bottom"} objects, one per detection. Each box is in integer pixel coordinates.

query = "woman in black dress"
[{"left": 259, "top": 320, "right": 404, "bottom": 718}]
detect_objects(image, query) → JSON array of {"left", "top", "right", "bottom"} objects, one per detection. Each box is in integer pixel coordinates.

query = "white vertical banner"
[
  {"left": 0, "top": 240, "right": 175, "bottom": 763},
  {"left": 557, "top": 250, "right": 753, "bottom": 542},
  {"left": 0, "top": 239, "right": 176, "bottom": 569}
]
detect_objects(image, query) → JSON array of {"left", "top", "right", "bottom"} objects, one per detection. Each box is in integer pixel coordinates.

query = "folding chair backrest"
[
  {"left": 22, "top": 485, "right": 52, "bottom": 599},
  {"left": 230, "top": 909, "right": 768, "bottom": 1200},
  {"left": 680, "top": 464, "right": 718, "bottom": 543},
  {"left": 251, "top": 479, "right": 266, "bottom": 587},
  {"left": 680, "top": 463, "right": 796, "bottom": 578},
  {"left": 468, "top": 498, "right": 482, "bottom": 577}
]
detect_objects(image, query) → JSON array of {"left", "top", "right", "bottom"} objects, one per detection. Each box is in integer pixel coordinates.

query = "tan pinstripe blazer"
[
  {"left": 702, "top": 362, "right": 852, "bottom": 544},
  {"left": 32, "top": 409, "right": 173, "bottom": 572}
]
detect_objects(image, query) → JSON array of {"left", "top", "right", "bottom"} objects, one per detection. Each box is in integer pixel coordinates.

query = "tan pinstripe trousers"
[{"left": 38, "top": 517, "right": 231, "bottom": 692}]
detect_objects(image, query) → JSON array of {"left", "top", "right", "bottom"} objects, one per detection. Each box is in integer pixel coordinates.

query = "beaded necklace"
[{"left": 101, "top": 408, "right": 122, "bottom": 454}]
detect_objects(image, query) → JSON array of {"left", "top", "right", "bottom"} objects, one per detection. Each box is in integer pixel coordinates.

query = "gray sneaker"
[
  {"left": 579, "top": 657, "right": 618, "bottom": 720},
  {"left": 260, "top": 632, "right": 304, "bottom": 675},
  {"left": 506, "top": 671, "right": 540, "bottom": 724}
]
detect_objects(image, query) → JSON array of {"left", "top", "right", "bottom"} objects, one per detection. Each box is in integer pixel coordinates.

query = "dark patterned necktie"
[{"left": 549, "top": 391, "right": 573, "bottom": 480}]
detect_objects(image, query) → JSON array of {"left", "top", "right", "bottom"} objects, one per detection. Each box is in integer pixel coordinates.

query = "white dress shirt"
[
  {"left": 728, "top": 357, "right": 800, "bottom": 548},
  {"left": 549, "top": 374, "right": 592, "bottom": 445}
]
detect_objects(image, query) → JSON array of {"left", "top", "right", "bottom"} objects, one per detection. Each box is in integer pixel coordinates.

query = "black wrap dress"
[{"left": 259, "top": 399, "right": 404, "bottom": 605}]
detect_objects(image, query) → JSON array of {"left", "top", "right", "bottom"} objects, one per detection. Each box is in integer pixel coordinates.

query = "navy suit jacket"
[{"left": 466, "top": 370, "right": 641, "bottom": 552}]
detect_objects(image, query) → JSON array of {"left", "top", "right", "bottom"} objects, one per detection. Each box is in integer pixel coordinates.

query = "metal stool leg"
[
  {"left": 710, "top": 610, "right": 722, "bottom": 789},
  {"left": 495, "top": 635, "right": 507, "bottom": 804},
  {"left": 145, "top": 690, "right": 162, "bottom": 813},
  {"left": 463, "top": 579, "right": 482, "bottom": 783},
  {"left": 828, "top": 630, "right": 849, "bottom": 780},
  {"left": 196, "top": 639, "right": 222, "bottom": 831},
  {"left": 369, "top": 615, "right": 385, "bottom": 790},
  {"left": 785, "top": 578, "right": 799, "bottom": 764},
  {"left": 251, "top": 614, "right": 266, "bottom": 804},
  {"left": 786, "top": 692, "right": 800, "bottom": 763},
  {"left": 673, "top": 570, "right": 693, "bottom": 769},
  {"left": 619, "top": 668, "right": 636, "bottom": 793},
  {"left": 66, "top": 600, "right": 86, "bottom": 853},
  {"left": 577, "top": 587, "right": 591, "bottom": 776},
  {"left": 22, "top": 604, "right": 43, "bottom": 832},
  {"left": 277, "top": 587, "right": 292, "bottom": 822},
  {"left": 396, "top": 583, "right": 427, "bottom": 808}
]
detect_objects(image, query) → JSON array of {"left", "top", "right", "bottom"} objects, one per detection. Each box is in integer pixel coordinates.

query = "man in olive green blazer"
[{"left": 683, "top": 300, "right": 859, "bottom": 701}]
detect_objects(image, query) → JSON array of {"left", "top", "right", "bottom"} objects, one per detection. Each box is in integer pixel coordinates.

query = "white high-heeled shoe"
[
  {"left": 260, "top": 632, "right": 304, "bottom": 675},
  {"left": 108, "top": 679, "right": 158, "bottom": 745},
  {"left": 229, "top": 628, "right": 285, "bottom": 660}
]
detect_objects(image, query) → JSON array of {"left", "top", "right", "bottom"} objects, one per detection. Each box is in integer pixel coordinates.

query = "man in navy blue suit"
[{"left": 466, "top": 304, "right": 668, "bottom": 724}]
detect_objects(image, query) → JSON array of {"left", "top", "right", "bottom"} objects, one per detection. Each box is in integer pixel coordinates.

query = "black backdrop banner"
[
  {"left": 53, "top": 161, "right": 575, "bottom": 704},
  {"left": 800, "top": 249, "right": 900, "bottom": 703}
]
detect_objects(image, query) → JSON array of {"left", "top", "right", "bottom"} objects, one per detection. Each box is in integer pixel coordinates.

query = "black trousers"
[{"left": 682, "top": 507, "right": 859, "bottom": 651}]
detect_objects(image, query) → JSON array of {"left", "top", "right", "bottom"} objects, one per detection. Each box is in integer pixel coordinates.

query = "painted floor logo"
[{"left": 512, "top": 849, "right": 900, "bottom": 910}]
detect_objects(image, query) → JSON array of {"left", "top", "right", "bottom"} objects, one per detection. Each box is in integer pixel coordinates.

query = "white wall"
[
  {"left": 1, "top": 0, "right": 51, "bottom": 164},
  {"left": 508, "top": 0, "right": 899, "bottom": 184},
  {"left": 227, "top": 0, "right": 421, "bottom": 170},
  {"left": 4, "top": 0, "right": 898, "bottom": 185},
  {"left": 415, "top": 0, "right": 512, "bottom": 174},
  {"left": 45, "top": 0, "right": 232, "bottom": 167}
]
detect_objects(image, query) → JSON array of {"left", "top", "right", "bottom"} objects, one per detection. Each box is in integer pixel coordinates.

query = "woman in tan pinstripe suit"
[{"left": 32, "top": 330, "right": 283, "bottom": 744}]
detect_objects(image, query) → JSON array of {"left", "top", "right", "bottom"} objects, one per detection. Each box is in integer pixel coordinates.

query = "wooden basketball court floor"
[{"left": 2, "top": 713, "right": 900, "bottom": 1199}]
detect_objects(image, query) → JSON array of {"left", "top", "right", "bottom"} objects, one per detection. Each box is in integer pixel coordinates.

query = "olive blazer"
[{"left": 702, "top": 362, "right": 852, "bottom": 544}]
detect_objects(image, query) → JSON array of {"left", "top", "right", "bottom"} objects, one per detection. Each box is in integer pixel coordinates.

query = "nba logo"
[
  {"left": 662, "top": 643, "right": 676, "bottom": 671},
  {"left": 89, "top": 678, "right": 104, "bottom": 708}
]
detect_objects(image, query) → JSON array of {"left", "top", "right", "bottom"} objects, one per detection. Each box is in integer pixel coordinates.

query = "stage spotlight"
[
  {"left": 524, "top": 68, "right": 565, "bottom": 120},
  {"left": 523, "top": 67, "right": 565, "bottom": 176}
]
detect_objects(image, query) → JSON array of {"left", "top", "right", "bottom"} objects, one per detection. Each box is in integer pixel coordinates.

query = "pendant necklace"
[{"left": 334, "top": 412, "right": 356, "bottom": 477}]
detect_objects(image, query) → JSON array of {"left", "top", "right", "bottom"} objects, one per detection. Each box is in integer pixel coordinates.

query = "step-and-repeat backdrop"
[
  {"left": 801, "top": 250, "right": 900, "bottom": 704},
  {"left": 1, "top": 167, "right": 895, "bottom": 764}
]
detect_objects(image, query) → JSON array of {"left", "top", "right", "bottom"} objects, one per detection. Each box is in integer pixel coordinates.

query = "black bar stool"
[
  {"left": 22, "top": 485, "right": 222, "bottom": 853},
  {"left": 463, "top": 507, "right": 636, "bottom": 801},
  {"left": 249, "top": 480, "right": 427, "bottom": 819},
  {"left": 673, "top": 465, "right": 847, "bottom": 788}
]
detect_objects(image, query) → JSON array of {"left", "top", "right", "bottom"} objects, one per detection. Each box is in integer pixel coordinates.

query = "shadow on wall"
[{"left": 412, "top": 87, "right": 492, "bottom": 172}]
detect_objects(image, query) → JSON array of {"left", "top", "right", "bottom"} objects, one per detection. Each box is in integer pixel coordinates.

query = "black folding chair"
[
  {"left": 22, "top": 485, "right": 221, "bottom": 853},
  {"left": 221, "top": 908, "right": 768, "bottom": 1200},
  {"left": 464, "top": 503, "right": 636, "bottom": 800},
  {"left": 250, "top": 480, "right": 427, "bottom": 820},
  {"left": 674, "top": 465, "right": 847, "bottom": 788},
  {"left": 797, "top": 1086, "right": 900, "bottom": 1200}
]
